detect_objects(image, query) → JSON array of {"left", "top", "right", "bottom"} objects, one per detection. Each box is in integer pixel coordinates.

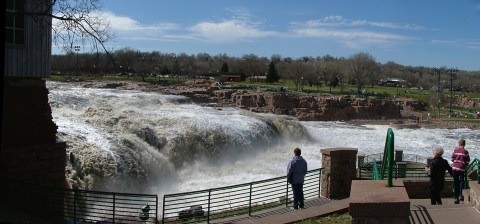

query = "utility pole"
[
  {"left": 432, "top": 67, "right": 445, "bottom": 119},
  {"left": 74, "top": 45, "right": 81, "bottom": 77},
  {"left": 447, "top": 68, "right": 458, "bottom": 115}
]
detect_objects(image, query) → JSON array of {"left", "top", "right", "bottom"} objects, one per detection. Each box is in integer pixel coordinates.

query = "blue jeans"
[
  {"left": 291, "top": 183, "right": 304, "bottom": 209},
  {"left": 453, "top": 171, "right": 465, "bottom": 201}
]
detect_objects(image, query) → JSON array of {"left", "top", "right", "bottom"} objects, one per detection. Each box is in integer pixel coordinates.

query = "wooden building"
[{"left": 3, "top": 1, "right": 66, "bottom": 220}]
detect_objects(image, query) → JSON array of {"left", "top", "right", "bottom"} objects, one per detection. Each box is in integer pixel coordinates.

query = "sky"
[{"left": 53, "top": 0, "right": 480, "bottom": 71}]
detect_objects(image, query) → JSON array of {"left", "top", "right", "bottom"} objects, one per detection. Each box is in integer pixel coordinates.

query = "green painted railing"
[
  {"left": 380, "top": 128, "right": 395, "bottom": 187},
  {"left": 161, "top": 168, "right": 324, "bottom": 224},
  {"left": 372, "top": 159, "right": 380, "bottom": 180},
  {"left": 465, "top": 158, "right": 480, "bottom": 188},
  {"left": 358, "top": 153, "right": 429, "bottom": 179},
  {"left": 3, "top": 179, "right": 158, "bottom": 223}
]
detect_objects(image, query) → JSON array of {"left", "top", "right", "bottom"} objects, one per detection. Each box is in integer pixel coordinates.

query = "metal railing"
[
  {"left": 359, "top": 153, "right": 430, "bottom": 179},
  {"left": 3, "top": 179, "right": 158, "bottom": 223},
  {"left": 162, "top": 168, "right": 324, "bottom": 224},
  {"left": 465, "top": 158, "right": 480, "bottom": 188}
]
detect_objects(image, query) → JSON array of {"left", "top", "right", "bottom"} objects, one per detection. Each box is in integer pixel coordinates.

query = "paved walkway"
[{"left": 212, "top": 196, "right": 480, "bottom": 224}]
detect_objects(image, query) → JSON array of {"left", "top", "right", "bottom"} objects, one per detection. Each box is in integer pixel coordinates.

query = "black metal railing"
[
  {"left": 3, "top": 179, "right": 158, "bottom": 223},
  {"left": 161, "top": 168, "right": 324, "bottom": 224},
  {"left": 358, "top": 153, "right": 430, "bottom": 179}
]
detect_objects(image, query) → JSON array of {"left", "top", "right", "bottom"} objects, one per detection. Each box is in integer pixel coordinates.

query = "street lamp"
[
  {"left": 74, "top": 45, "right": 81, "bottom": 77},
  {"left": 432, "top": 67, "right": 445, "bottom": 118},
  {"left": 447, "top": 68, "right": 458, "bottom": 115}
]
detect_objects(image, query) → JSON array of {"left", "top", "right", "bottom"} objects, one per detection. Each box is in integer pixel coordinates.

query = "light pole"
[
  {"left": 432, "top": 67, "right": 445, "bottom": 118},
  {"left": 74, "top": 45, "right": 81, "bottom": 77},
  {"left": 447, "top": 68, "right": 458, "bottom": 115}
]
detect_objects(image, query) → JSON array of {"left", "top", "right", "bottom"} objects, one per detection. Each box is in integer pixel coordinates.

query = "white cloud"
[
  {"left": 189, "top": 19, "right": 277, "bottom": 42},
  {"left": 432, "top": 39, "right": 480, "bottom": 50},
  {"left": 299, "top": 15, "right": 423, "bottom": 30},
  {"left": 290, "top": 16, "right": 413, "bottom": 49},
  {"left": 104, "top": 11, "right": 178, "bottom": 32},
  {"left": 292, "top": 27, "right": 407, "bottom": 48}
]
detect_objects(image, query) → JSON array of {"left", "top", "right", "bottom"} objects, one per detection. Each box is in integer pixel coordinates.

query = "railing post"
[
  {"left": 112, "top": 193, "right": 115, "bottom": 223},
  {"left": 477, "top": 159, "right": 480, "bottom": 184},
  {"left": 161, "top": 195, "right": 166, "bottom": 224},
  {"left": 318, "top": 169, "right": 322, "bottom": 198},
  {"left": 285, "top": 181, "right": 289, "bottom": 207},
  {"left": 248, "top": 183, "right": 253, "bottom": 216},
  {"left": 207, "top": 189, "right": 211, "bottom": 224},
  {"left": 73, "top": 190, "right": 77, "bottom": 224},
  {"left": 155, "top": 195, "right": 158, "bottom": 223}
]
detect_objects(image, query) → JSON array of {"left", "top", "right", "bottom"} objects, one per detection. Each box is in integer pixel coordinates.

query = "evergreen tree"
[
  {"left": 221, "top": 62, "right": 229, "bottom": 75},
  {"left": 266, "top": 61, "right": 279, "bottom": 83}
]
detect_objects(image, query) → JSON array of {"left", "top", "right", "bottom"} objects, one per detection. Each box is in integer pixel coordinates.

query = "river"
[{"left": 47, "top": 81, "right": 479, "bottom": 198}]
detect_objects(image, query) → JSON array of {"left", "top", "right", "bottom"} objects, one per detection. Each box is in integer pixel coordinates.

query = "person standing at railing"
[
  {"left": 451, "top": 139, "right": 470, "bottom": 204},
  {"left": 426, "top": 146, "right": 453, "bottom": 205},
  {"left": 287, "top": 147, "right": 308, "bottom": 210}
]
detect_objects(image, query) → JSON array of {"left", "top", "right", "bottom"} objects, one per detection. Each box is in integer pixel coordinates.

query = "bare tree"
[
  {"left": 349, "top": 52, "right": 378, "bottom": 93},
  {"left": 22, "top": 0, "right": 114, "bottom": 56}
]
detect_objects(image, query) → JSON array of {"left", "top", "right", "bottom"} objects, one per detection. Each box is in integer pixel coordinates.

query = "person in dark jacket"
[
  {"left": 451, "top": 139, "right": 470, "bottom": 204},
  {"left": 426, "top": 146, "right": 453, "bottom": 205},
  {"left": 287, "top": 147, "right": 308, "bottom": 210}
]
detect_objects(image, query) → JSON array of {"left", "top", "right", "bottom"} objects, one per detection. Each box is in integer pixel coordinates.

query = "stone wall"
[
  {"left": 469, "top": 182, "right": 480, "bottom": 211},
  {"left": 320, "top": 148, "right": 358, "bottom": 199},
  {"left": 209, "top": 90, "right": 427, "bottom": 121},
  {"left": 1, "top": 78, "right": 67, "bottom": 221}
]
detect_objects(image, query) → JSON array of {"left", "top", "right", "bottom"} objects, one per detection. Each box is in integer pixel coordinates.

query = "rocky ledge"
[{"left": 74, "top": 80, "right": 479, "bottom": 129}]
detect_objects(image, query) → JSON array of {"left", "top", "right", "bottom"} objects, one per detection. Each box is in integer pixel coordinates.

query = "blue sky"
[{"left": 55, "top": 0, "right": 480, "bottom": 71}]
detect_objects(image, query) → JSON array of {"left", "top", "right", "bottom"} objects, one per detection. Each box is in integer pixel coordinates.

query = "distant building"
[
  {"left": 220, "top": 75, "right": 241, "bottom": 82},
  {"left": 249, "top": 75, "right": 267, "bottom": 83},
  {"left": 378, "top": 78, "right": 405, "bottom": 87}
]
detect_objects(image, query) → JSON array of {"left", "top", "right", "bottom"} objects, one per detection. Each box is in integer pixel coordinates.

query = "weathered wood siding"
[{"left": 4, "top": 0, "right": 52, "bottom": 78}]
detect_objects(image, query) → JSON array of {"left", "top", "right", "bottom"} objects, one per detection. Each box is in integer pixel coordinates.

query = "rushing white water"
[{"left": 47, "top": 81, "right": 479, "bottom": 198}]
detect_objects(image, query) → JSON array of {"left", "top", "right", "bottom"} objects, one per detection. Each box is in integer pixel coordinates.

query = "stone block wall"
[
  {"left": 321, "top": 148, "right": 358, "bottom": 199},
  {"left": 402, "top": 179, "right": 454, "bottom": 199},
  {"left": 469, "top": 182, "right": 480, "bottom": 211}
]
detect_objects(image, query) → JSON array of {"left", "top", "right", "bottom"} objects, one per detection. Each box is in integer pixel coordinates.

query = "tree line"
[{"left": 52, "top": 48, "right": 480, "bottom": 94}]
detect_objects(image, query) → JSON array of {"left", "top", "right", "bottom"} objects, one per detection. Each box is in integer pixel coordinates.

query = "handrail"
[
  {"left": 379, "top": 128, "right": 395, "bottom": 187},
  {"left": 162, "top": 168, "right": 324, "bottom": 223},
  {"left": 464, "top": 158, "right": 480, "bottom": 188},
  {"left": 3, "top": 179, "right": 158, "bottom": 223},
  {"left": 372, "top": 159, "right": 380, "bottom": 180}
]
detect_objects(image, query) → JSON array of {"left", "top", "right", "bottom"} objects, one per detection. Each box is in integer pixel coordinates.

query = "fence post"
[
  {"left": 318, "top": 169, "right": 322, "bottom": 197},
  {"left": 248, "top": 183, "right": 253, "bottom": 216},
  {"left": 112, "top": 193, "right": 115, "bottom": 223},
  {"left": 155, "top": 195, "right": 158, "bottom": 223},
  {"left": 73, "top": 190, "right": 77, "bottom": 224},
  {"left": 207, "top": 189, "right": 211, "bottom": 224},
  {"left": 285, "top": 181, "right": 289, "bottom": 207},
  {"left": 162, "top": 195, "right": 166, "bottom": 224}
]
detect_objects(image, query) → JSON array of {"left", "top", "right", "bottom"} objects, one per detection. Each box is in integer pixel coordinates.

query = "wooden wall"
[{"left": 4, "top": 0, "right": 52, "bottom": 78}]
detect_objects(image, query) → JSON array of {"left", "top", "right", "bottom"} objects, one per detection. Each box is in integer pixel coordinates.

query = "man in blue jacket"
[{"left": 287, "top": 147, "right": 308, "bottom": 210}]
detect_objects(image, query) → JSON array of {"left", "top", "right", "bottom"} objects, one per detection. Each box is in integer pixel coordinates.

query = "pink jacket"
[{"left": 451, "top": 147, "right": 470, "bottom": 172}]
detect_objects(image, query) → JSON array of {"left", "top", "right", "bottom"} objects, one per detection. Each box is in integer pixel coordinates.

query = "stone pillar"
[
  {"left": 357, "top": 153, "right": 365, "bottom": 179},
  {"left": 396, "top": 162, "right": 407, "bottom": 178},
  {"left": 395, "top": 150, "right": 403, "bottom": 162},
  {"left": 1, "top": 78, "right": 67, "bottom": 222},
  {"left": 350, "top": 180, "right": 410, "bottom": 224},
  {"left": 321, "top": 148, "right": 358, "bottom": 199}
]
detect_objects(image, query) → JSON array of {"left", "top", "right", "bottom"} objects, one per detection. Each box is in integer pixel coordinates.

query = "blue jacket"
[{"left": 287, "top": 156, "right": 308, "bottom": 184}]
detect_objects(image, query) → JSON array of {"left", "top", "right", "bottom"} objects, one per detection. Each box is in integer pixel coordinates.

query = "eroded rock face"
[
  {"left": 207, "top": 90, "right": 427, "bottom": 121},
  {"left": 75, "top": 80, "right": 430, "bottom": 121}
]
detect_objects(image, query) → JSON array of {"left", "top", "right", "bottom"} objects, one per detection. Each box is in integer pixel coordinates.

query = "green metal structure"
[{"left": 380, "top": 128, "right": 395, "bottom": 187}]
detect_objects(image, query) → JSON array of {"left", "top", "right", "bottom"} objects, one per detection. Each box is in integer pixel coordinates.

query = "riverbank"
[
  {"left": 64, "top": 80, "right": 480, "bottom": 130},
  {"left": 345, "top": 119, "right": 480, "bottom": 129}
]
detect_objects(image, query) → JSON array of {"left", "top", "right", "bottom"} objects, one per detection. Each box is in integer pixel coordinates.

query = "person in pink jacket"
[{"left": 451, "top": 139, "right": 470, "bottom": 204}]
